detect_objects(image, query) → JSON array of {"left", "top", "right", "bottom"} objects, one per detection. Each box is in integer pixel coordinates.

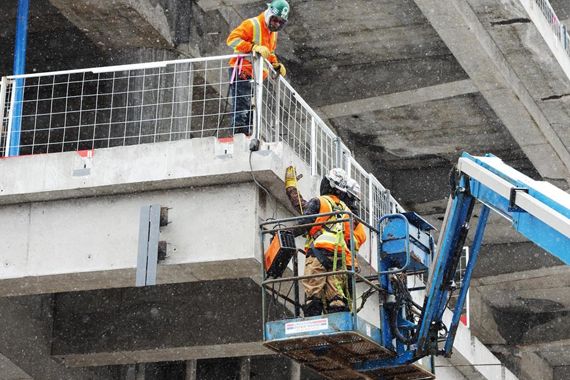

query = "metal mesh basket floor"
[{"left": 265, "top": 331, "right": 433, "bottom": 379}]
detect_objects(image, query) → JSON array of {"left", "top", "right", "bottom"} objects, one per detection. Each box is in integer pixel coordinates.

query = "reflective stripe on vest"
[
  {"left": 310, "top": 196, "right": 349, "bottom": 252},
  {"left": 251, "top": 17, "right": 261, "bottom": 45}
]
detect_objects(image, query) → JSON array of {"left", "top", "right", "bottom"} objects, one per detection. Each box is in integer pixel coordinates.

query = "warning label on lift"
[{"left": 285, "top": 318, "right": 329, "bottom": 335}]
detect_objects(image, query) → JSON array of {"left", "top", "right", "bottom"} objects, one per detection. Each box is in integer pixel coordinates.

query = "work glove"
[
  {"left": 252, "top": 44, "right": 271, "bottom": 59},
  {"left": 272, "top": 62, "right": 286, "bottom": 77},
  {"left": 285, "top": 166, "right": 298, "bottom": 188}
]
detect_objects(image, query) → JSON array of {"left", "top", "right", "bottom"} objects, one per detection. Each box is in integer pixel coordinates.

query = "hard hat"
[
  {"left": 346, "top": 178, "right": 361, "bottom": 201},
  {"left": 325, "top": 168, "right": 348, "bottom": 193},
  {"left": 265, "top": 0, "right": 289, "bottom": 32}
]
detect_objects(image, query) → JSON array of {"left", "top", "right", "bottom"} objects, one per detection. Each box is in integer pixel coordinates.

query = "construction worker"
[
  {"left": 285, "top": 167, "right": 367, "bottom": 316},
  {"left": 226, "top": 0, "right": 289, "bottom": 136},
  {"left": 285, "top": 167, "right": 367, "bottom": 272}
]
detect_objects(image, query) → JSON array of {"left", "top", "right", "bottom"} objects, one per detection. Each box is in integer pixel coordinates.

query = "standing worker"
[
  {"left": 285, "top": 167, "right": 367, "bottom": 316},
  {"left": 226, "top": 0, "right": 289, "bottom": 136}
]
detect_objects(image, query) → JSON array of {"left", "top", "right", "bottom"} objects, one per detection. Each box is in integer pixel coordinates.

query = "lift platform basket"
[{"left": 264, "top": 312, "right": 434, "bottom": 380}]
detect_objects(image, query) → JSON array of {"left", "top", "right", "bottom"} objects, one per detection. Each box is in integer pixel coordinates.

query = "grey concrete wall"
[
  {"left": 0, "top": 183, "right": 259, "bottom": 295},
  {"left": 0, "top": 294, "right": 117, "bottom": 379},
  {"left": 50, "top": 279, "right": 272, "bottom": 366}
]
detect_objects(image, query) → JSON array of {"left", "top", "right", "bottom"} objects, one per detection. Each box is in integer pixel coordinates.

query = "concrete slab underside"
[{"left": 50, "top": 278, "right": 274, "bottom": 366}]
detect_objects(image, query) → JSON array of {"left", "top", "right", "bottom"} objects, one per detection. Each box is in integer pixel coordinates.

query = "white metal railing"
[
  {"left": 532, "top": 0, "right": 570, "bottom": 56},
  {"left": 258, "top": 57, "right": 403, "bottom": 227},
  {"left": 0, "top": 54, "right": 402, "bottom": 234},
  {"left": 0, "top": 55, "right": 242, "bottom": 156}
]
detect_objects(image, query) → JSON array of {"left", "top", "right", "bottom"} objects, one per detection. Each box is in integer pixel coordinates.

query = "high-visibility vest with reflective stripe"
[
  {"left": 307, "top": 195, "right": 367, "bottom": 267},
  {"left": 227, "top": 12, "right": 278, "bottom": 78},
  {"left": 306, "top": 195, "right": 356, "bottom": 263}
]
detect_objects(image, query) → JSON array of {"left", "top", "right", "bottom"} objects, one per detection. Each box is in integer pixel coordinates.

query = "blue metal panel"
[
  {"left": 380, "top": 213, "right": 432, "bottom": 273},
  {"left": 264, "top": 312, "right": 382, "bottom": 344}
]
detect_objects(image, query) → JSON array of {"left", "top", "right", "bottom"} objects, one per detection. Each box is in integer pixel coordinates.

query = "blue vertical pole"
[{"left": 9, "top": 0, "right": 30, "bottom": 156}]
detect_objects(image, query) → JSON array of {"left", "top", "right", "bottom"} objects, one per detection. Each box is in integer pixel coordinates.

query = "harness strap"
[{"left": 230, "top": 56, "right": 244, "bottom": 84}]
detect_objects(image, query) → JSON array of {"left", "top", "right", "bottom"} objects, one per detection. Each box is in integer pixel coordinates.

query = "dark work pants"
[{"left": 228, "top": 69, "right": 253, "bottom": 136}]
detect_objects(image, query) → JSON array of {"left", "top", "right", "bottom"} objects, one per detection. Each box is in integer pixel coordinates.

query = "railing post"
[
  {"left": 0, "top": 77, "right": 7, "bottom": 156},
  {"left": 253, "top": 54, "right": 264, "bottom": 140},
  {"left": 334, "top": 137, "right": 342, "bottom": 168},
  {"left": 274, "top": 79, "right": 281, "bottom": 142},
  {"left": 368, "top": 173, "right": 374, "bottom": 226},
  {"left": 5, "top": 79, "right": 17, "bottom": 156},
  {"left": 345, "top": 151, "right": 352, "bottom": 177},
  {"left": 310, "top": 117, "right": 316, "bottom": 176}
]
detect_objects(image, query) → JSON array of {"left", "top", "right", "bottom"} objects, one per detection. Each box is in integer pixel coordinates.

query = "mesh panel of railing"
[
  {"left": 350, "top": 159, "right": 371, "bottom": 223},
  {"left": 0, "top": 56, "right": 247, "bottom": 155},
  {"left": 0, "top": 79, "right": 13, "bottom": 157}
]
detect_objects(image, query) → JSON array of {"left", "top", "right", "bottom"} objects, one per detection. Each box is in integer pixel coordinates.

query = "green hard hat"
[{"left": 267, "top": 0, "right": 290, "bottom": 21}]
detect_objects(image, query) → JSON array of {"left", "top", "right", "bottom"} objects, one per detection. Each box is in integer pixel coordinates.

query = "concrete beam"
[
  {"left": 441, "top": 309, "right": 519, "bottom": 380},
  {"left": 197, "top": 0, "right": 259, "bottom": 12},
  {"left": 413, "top": 0, "right": 570, "bottom": 186},
  {"left": 472, "top": 266, "right": 570, "bottom": 298},
  {"left": 0, "top": 295, "right": 116, "bottom": 379},
  {"left": 319, "top": 79, "right": 478, "bottom": 119},
  {"left": 0, "top": 137, "right": 318, "bottom": 296},
  {"left": 48, "top": 0, "right": 175, "bottom": 49},
  {"left": 520, "top": 350, "right": 554, "bottom": 380},
  {"left": 471, "top": 266, "right": 570, "bottom": 350},
  {"left": 0, "top": 353, "right": 31, "bottom": 380},
  {"left": 50, "top": 279, "right": 275, "bottom": 366}
]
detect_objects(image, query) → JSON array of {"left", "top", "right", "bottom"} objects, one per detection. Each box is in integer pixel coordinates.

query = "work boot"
[{"left": 303, "top": 297, "right": 324, "bottom": 317}]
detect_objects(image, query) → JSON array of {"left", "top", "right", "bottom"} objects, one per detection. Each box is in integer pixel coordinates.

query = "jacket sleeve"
[
  {"left": 285, "top": 186, "right": 309, "bottom": 214},
  {"left": 293, "top": 197, "right": 321, "bottom": 236},
  {"left": 227, "top": 19, "right": 254, "bottom": 53},
  {"left": 352, "top": 222, "right": 367, "bottom": 250}
]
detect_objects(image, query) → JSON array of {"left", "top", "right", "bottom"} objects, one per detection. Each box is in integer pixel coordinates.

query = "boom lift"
[{"left": 260, "top": 153, "right": 570, "bottom": 380}]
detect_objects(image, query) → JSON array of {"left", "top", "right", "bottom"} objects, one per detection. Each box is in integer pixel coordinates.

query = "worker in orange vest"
[
  {"left": 285, "top": 166, "right": 367, "bottom": 316},
  {"left": 226, "top": 0, "right": 289, "bottom": 136}
]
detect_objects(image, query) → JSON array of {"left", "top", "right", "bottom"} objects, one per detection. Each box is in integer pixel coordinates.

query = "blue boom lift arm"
[{"left": 357, "top": 152, "right": 570, "bottom": 371}]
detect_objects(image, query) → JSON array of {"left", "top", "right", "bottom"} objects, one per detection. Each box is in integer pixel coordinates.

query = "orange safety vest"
[
  {"left": 306, "top": 195, "right": 365, "bottom": 268},
  {"left": 227, "top": 12, "right": 278, "bottom": 79}
]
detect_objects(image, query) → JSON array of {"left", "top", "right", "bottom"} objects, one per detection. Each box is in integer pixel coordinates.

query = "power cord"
[{"left": 249, "top": 150, "right": 278, "bottom": 219}]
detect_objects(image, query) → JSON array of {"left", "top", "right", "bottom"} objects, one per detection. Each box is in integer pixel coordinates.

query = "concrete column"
[
  {"left": 520, "top": 352, "right": 553, "bottom": 380},
  {"left": 185, "top": 360, "right": 197, "bottom": 380},
  {"left": 136, "top": 363, "right": 146, "bottom": 380},
  {"left": 289, "top": 360, "right": 301, "bottom": 380},
  {"left": 239, "top": 357, "right": 251, "bottom": 380}
]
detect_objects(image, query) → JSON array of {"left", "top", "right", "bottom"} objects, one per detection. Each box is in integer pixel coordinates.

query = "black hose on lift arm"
[
  {"left": 386, "top": 301, "right": 414, "bottom": 345},
  {"left": 386, "top": 274, "right": 422, "bottom": 345}
]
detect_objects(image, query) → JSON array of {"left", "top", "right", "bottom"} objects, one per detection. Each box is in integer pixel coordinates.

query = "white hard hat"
[
  {"left": 346, "top": 178, "right": 361, "bottom": 201},
  {"left": 325, "top": 168, "right": 348, "bottom": 193}
]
